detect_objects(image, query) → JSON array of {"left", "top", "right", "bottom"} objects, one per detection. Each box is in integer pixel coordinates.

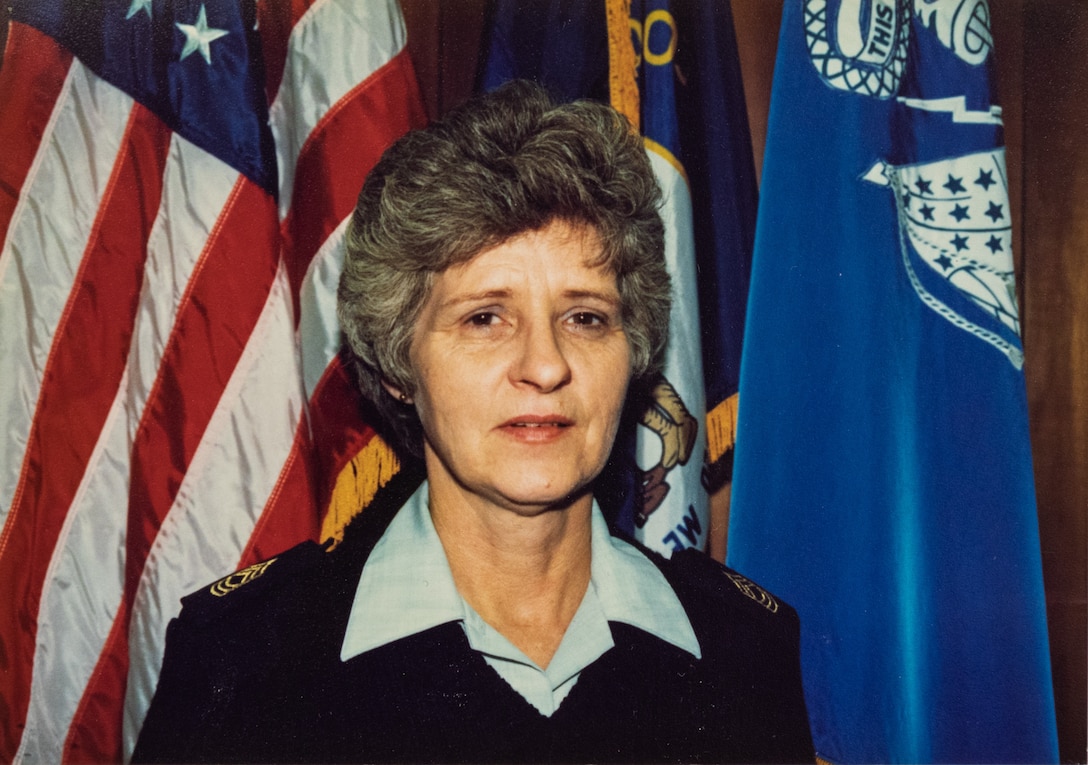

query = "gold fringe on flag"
[
  {"left": 320, "top": 435, "right": 401, "bottom": 547},
  {"left": 606, "top": 0, "right": 640, "bottom": 131},
  {"left": 705, "top": 392, "right": 740, "bottom": 465}
]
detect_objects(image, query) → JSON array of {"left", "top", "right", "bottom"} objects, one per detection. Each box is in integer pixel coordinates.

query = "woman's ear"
[{"left": 381, "top": 379, "right": 413, "bottom": 405}]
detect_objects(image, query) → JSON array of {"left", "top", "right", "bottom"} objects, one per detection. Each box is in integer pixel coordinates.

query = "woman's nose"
[{"left": 510, "top": 322, "right": 572, "bottom": 392}]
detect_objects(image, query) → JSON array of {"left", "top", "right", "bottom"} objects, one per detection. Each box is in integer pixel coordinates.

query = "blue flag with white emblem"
[{"left": 727, "top": 1, "right": 1058, "bottom": 762}]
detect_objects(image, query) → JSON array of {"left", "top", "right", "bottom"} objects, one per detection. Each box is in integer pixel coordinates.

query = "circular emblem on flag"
[{"left": 804, "top": 0, "right": 910, "bottom": 98}]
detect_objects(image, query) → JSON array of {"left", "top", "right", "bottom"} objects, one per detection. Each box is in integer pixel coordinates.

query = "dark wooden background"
[{"left": 2, "top": 1, "right": 1084, "bottom": 760}]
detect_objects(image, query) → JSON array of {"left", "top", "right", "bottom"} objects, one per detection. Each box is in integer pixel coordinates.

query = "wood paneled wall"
[{"left": 1014, "top": 4, "right": 1088, "bottom": 761}]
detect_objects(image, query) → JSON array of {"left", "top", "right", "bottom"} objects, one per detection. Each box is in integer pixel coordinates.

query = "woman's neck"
[{"left": 426, "top": 473, "right": 594, "bottom": 669}]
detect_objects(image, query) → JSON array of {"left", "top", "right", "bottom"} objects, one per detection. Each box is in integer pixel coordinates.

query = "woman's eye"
[
  {"left": 467, "top": 312, "right": 498, "bottom": 326},
  {"left": 569, "top": 311, "right": 605, "bottom": 326}
]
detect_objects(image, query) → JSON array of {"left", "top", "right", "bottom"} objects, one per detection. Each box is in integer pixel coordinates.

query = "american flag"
[{"left": 0, "top": 0, "right": 425, "bottom": 760}]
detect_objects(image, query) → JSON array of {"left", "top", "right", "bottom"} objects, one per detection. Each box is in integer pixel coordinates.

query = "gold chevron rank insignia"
[
  {"left": 209, "top": 558, "right": 278, "bottom": 597},
  {"left": 724, "top": 570, "right": 779, "bottom": 613}
]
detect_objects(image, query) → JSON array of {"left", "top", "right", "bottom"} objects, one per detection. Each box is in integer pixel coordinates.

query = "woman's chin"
[{"left": 484, "top": 475, "right": 593, "bottom": 515}]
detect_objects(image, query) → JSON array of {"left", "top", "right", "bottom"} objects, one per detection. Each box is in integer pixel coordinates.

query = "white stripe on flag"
[
  {"left": 271, "top": 0, "right": 406, "bottom": 213},
  {"left": 0, "top": 62, "right": 132, "bottom": 523},
  {"left": 298, "top": 216, "right": 350, "bottom": 397},
  {"left": 15, "top": 372, "right": 130, "bottom": 765},
  {"left": 634, "top": 150, "right": 708, "bottom": 555},
  {"left": 122, "top": 262, "right": 305, "bottom": 757},
  {"left": 13, "top": 133, "right": 241, "bottom": 764},
  {"left": 128, "top": 138, "right": 241, "bottom": 396}
]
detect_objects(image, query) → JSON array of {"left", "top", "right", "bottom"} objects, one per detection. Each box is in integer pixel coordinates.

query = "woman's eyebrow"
[
  {"left": 563, "top": 289, "right": 620, "bottom": 306},
  {"left": 439, "top": 289, "right": 513, "bottom": 310},
  {"left": 440, "top": 287, "right": 620, "bottom": 313}
]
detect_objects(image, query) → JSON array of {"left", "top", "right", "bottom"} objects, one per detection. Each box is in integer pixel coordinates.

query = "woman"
[{"left": 133, "top": 81, "right": 813, "bottom": 763}]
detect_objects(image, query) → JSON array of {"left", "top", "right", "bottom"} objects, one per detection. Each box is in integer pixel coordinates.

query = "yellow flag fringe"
[
  {"left": 606, "top": 0, "right": 639, "bottom": 131},
  {"left": 321, "top": 435, "right": 401, "bottom": 547},
  {"left": 705, "top": 392, "right": 739, "bottom": 465}
]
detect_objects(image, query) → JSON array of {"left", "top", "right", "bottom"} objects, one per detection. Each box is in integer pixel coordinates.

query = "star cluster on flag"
[{"left": 901, "top": 161, "right": 1010, "bottom": 273}]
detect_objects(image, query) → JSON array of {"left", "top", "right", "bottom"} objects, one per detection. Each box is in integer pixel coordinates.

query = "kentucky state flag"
[
  {"left": 481, "top": 0, "right": 758, "bottom": 557},
  {"left": 727, "top": 1, "right": 1058, "bottom": 762}
]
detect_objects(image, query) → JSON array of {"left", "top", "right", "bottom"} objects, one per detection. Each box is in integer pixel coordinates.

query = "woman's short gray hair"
[{"left": 337, "top": 80, "right": 671, "bottom": 456}]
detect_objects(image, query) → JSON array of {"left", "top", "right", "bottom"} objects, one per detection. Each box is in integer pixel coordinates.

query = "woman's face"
[{"left": 406, "top": 219, "right": 632, "bottom": 516}]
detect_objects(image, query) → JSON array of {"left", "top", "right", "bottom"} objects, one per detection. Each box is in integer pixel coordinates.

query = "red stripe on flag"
[
  {"left": 238, "top": 419, "right": 321, "bottom": 566},
  {"left": 0, "top": 102, "right": 170, "bottom": 762},
  {"left": 307, "top": 352, "right": 385, "bottom": 513},
  {"left": 124, "top": 179, "right": 280, "bottom": 588},
  {"left": 63, "top": 177, "right": 281, "bottom": 763},
  {"left": 0, "top": 23, "right": 72, "bottom": 250},
  {"left": 282, "top": 47, "right": 426, "bottom": 308}
]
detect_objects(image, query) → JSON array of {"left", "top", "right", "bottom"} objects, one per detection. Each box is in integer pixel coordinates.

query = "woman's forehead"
[{"left": 445, "top": 221, "right": 615, "bottom": 289}]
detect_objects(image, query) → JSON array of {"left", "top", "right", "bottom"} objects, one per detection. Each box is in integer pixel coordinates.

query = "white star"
[
  {"left": 176, "top": 5, "right": 229, "bottom": 65},
  {"left": 125, "top": 0, "right": 152, "bottom": 20}
]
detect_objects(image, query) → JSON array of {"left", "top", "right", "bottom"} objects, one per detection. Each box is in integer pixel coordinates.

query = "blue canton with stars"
[{"left": 12, "top": 0, "right": 277, "bottom": 196}]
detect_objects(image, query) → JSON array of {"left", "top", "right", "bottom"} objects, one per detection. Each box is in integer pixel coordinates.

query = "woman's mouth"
[{"left": 498, "top": 415, "right": 573, "bottom": 441}]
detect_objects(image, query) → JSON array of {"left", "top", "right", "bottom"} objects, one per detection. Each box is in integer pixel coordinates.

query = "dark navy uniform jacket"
[{"left": 132, "top": 470, "right": 814, "bottom": 763}]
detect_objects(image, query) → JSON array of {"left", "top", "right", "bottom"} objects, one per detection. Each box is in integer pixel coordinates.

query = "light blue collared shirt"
[{"left": 341, "top": 483, "right": 701, "bottom": 716}]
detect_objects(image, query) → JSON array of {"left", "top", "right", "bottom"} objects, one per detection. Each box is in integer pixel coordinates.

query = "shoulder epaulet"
[
  {"left": 206, "top": 556, "right": 284, "bottom": 597},
  {"left": 717, "top": 565, "right": 781, "bottom": 613},
  {"left": 179, "top": 540, "right": 329, "bottom": 618},
  {"left": 667, "top": 547, "right": 790, "bottom": 617}
]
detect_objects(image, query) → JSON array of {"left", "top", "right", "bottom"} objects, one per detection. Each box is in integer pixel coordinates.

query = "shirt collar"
[
  {"left": 587, "top": 505, "right": 700, "bottom": 658},
  {"left": 340, "top": 483, "right": 701, "bottom": 662}
]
